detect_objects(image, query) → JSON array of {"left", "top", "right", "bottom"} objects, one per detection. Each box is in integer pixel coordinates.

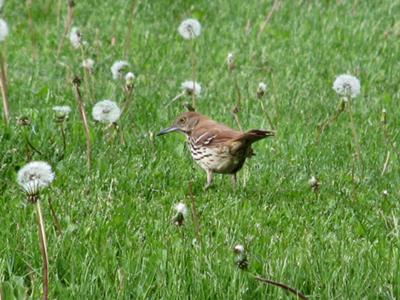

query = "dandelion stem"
[
  {"left": 0, "top": 51, "right": 9, "bottom": 126},
  {"left": 60, "top": 123, "right": 67, "bottom": 159},
  {"left": 347, "top": 99, "right": 364, "bottom": 176},
  {"left": 56, "top": 0, "right": 74, "bottom": 57},
  {"left": 316, "top": 98, "right": 345, "bottom": 143},
  {"left": 381, "top": 150, "right": 390, "bottom": 175},
  {"left": 35, "top": 200, "right": 49, "bottom": 300},
  {"left": 258, "top": 0, "right": 282, "bottom": 37},
  {"left": 259, "top": 99, "right": 275, "bottom": 129},
  {"left": 188, "top": 181, "right": 201, "bottom": 244},
  {"left": 252, "top": 273, "right": 308, "bottom": 300},
  {"left": 26, "top": 0, "right": 38, "bottom": 60},
  {"left": 23, "top": 129, "right": 43, "bottom": 157},
  {"left": 72, "top": 76, "right": 92, "bottom": 170},
  {"left": 190, "top": 39, "right": 197, "bottom": 108},
  {"left": 124, "top": 0, "right": 138, "bottom": 58},
  {"left": 47, "top": 197, "right": 62, "bottom": 236},
  {"left": 232, "top": 107, "right": 243, "bottom": 132}
]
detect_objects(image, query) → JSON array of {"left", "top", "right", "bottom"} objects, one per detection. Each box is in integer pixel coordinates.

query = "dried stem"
[
  {"left": 381, "top": 150, "right": 390, "bottom": 175},
  {"left": 57, "top": 0, "right": 75, "bottom": 57},
  {"left": 232, "top": 107, "right": 243, "bottom": 132},
  {"left": 124, "top": 0, "right": 138, "bottom": 58},
  {"left": 26, "top": 0, "right": 38, "bottom": 60},
  {"left": 35, "top": 201, "right": 49, "bottom": 300},
  {"left": 47, "top": 197, "right": 62, "bottom": 236},
  {"left": 72, "top": 76, "right": 92, "bottom": 170},
  {"left": 381, "top": 110, "right": 400, "bottom": 171},
  {"left": 316, "top": 98, "right": 346, "bottom": 143},
  {"left": 188, "top": 181, "right": 201, "bottom": 243},
  {"left": 347, "top": 99, "right": 364, "bottom": 176},
  {"left": 190, "top": 38, "right": 197, "bottom": 108},
  {"left": 60, "top": 123, "right": 67, "bottom": 159},
  {"left": 259, "top": 98, "right": 275, "bottom": 129},
  {"left": 258, "top": 0, "right": 282, "bottom": 37},
  {"left": 79, "top": 47, "right": 93, "bottom": 103},
  {"left": 252, "top": 274, "right": 308, "bottom": 300},
  {"left": 0, "top": 51, "right": 9, "bottom": 126}
]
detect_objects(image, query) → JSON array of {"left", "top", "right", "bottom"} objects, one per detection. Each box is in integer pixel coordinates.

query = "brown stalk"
[
  {"left": 56, "top": 0, "right": 75, "bottom": 57},
  {"left": 258, "top": 0, "right": 282, "bottom": 37},
  {"left": 0, "top": 51, "right": 9, "bottom": 126},
  {"left": 35, "top": 201, "right": 49, "bottom": 300},
  {"left": 252, "top": 274, "right": 308, "bottom": 300},
  {"left": 26, "top": 0, "right": 38, "bottom": 60},
  {"left": 188, "top": 181, "right": 201, "bottom": 243},
  {"left": 72, "top": 76, "right": 92, "bottom": 170},
  {"left": 47, "top": 197, "right": 62, "bottom": 236},
  {"left": 316, "top": 98, "right": 346, "bottom": 143},
  {"left": 124, "top": 0, "right": 138, "bottom": 58}
]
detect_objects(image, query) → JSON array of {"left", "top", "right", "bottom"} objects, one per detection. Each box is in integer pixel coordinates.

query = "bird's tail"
[
  {"left": 234, "top": 129, "right": 275, "bottom": 144},
  {"left": 229, "top": 129, "right": 275, "bottom": 154}
]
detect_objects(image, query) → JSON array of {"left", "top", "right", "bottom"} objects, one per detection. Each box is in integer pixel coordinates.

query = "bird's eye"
[{"left": 179, "top": 117, "right": 186, "bottom": 123}]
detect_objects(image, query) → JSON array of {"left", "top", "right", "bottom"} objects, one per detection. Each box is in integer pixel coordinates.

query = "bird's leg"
[
  {"left": 205, "top": 169, "right": 214, "bottom": 190},
  {"left": 231, "top": 173, "right": 237, "bottom": 188}
]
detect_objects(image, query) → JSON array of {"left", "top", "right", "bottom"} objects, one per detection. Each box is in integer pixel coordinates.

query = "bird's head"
[{"left": 157, "top": 112, "right": 201, "bottom": 136}]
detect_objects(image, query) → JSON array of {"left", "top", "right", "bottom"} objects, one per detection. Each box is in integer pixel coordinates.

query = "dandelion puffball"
[
  {"left": 69, "top": 27, "right": 83, "bottom": 49},
  {"left": 0, "top": 19, "right": 9, "bottom": 41},
  {"left": 178, "top": 18, "right": 201, "bottom": 39},
  {"left": 52, "top": 105, "right": 71, "bottom": 117},
  {"left": 258, "top": 82, "right": 267, "bottom": 93},
  {"left": 181, "top": 80, "right": 201, "bottom": 97},
  {"left": 111, "top": 60, "right": 129, "bottom": 80},
  {"left": 333, "top": 74, "right": 360, "bottom": 98},
  {"left": 92, "top": 100, "right": 121, "bottom": 123},
  {"left": 82, "top": 58, "right": 94, "bottom": 71},
  {"left": 175, "top": 202, "right": 188, "bottom": 217},
  {"left": 17, "top": 161, "right": 55, "bottom": 195},
  {"left": 234, "top": 244, "right": 245, "bottom": 254},
  {"left": 125, "top": 72, "right": 135, "bottom": 85}
]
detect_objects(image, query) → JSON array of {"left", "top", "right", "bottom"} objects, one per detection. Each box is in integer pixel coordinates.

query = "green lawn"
[{"left": 1, "top": 0, "right": 399, "bottom": 298}]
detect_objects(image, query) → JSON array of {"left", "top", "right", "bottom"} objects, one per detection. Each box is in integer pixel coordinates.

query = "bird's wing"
[{"left": 191, "top": 120, "right": 241, "bottom": 148}]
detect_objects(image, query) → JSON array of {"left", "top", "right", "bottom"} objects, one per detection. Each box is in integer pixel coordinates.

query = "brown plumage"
[{"left": 157, "top": 112, "right": 275, "bottom": 188}]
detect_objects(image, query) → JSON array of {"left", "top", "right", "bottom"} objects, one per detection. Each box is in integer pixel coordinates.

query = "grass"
[{"left": 1, "top": 0, "right": 400, "bottom": 298}]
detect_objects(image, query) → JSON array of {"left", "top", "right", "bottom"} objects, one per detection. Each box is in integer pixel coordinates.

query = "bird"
[{"left": 157, "top": 111, "right": 275, "bottom": 188}]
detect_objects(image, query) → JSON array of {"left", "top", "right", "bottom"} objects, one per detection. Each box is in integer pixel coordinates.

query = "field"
[{"left": 1, "top": 0, "right": 400, "bottom": 299}]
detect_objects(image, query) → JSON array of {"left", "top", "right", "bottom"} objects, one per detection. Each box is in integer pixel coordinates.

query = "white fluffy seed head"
[
  {"left": 17, "top": 161, "right": 55, "bottom": 195},
  {"left": 178, "top": 18, "right": 201, "bottom": 39},
  {"left": 0, "top": 19, "right": 9, "bottom": 42},
  {"left": 175, "top": 202, "right": 188, "bottom": 217},
  {"left": 125, "top": 72, "right": 135, "bottom": 85},
  {"left": 258, "top": 82, "right": 267, "bottom": 93},
  {"left": 82, "top": 58, "right": 94, "bottom": 71},
  {"left": 52, "top": 105, "right": 71, "bottom": 117},
  {"left": 181, "top": 80, "right": 201, "bottom": 97},
  {"left": 308, "top": 176, "right": 318, "bottom": 187},
  {"left": 92, "top": 100, "right": 121, "bottom": 123},
  {"left": 333, "top": 74, "right": 361, "bottom": 98},
  {"left": 111, "top": 60, "right": 129, "bottom": 80},
  {"left": 69, "top": 27, "right": 83, "bottom": 49},
  {"left": 234, "top": 244, "right": 245, "bottom": 254}
]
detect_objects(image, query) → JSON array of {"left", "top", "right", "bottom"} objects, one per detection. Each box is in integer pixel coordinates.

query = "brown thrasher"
[{"left": 157, "top": 112, "right": 274, "bottom": 188}]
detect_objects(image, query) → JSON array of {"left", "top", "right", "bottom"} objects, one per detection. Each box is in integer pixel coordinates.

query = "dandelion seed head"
[
  {"left": 234, "top": 244, "right": 245, "bottom": 254},
  {"left": 0, "top": 19, "right": 9, "bottom": 41},
  {"left": 52, "top": 105, "right": 71, "bottom": 117},
  {"left": 333, "top": 74, "right": 360, "bottom": 98},
  {"left": 92, "top": 100, "right": 121, "bottom": 123},
  {"left": 125, "top": 72, "right": 135, "bottom": 85},
  {"left": 308, "top": 176, "right": 318, "bottom": 187},
  {"left": 17, "top": 161, "right": 55, "bottom": 195},
  {"left": 258, "top": 82, "right": 267, "bottom": 93},
  {"left": 82, "top": 58, "right": 94, "bottom": 71},
  {"left": 111, "top": 60, "right": 129, "bottom": 80},
  {"left": 181, "top": 80, "right": 201, "bottom": 97},
  {"left": 175, "top": 202, "right": 188, "bottom": 217},
  {"left": 178, "top": 18, "right": 201, "bottom": 39},
  {"left": 382, "top": 190, "right": 388, "bottom": 197},
  {"left": 69, "top": 27, "right": 83, "bottom": 49}
]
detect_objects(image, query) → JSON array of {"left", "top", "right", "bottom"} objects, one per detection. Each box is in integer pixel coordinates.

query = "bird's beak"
[{"left": 156, "top": 126, "right": 180, "bottom": 136}]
